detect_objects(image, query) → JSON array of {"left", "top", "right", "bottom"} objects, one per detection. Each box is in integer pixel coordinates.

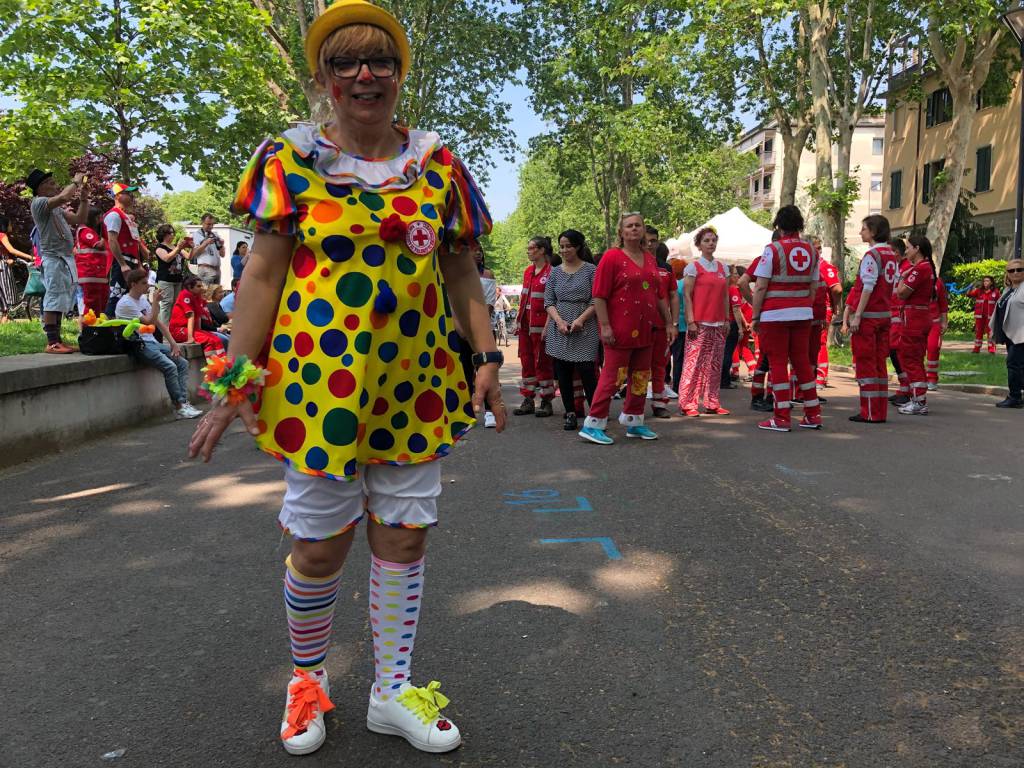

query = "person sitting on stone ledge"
[{"left": 115, "top": 268, "right": 201, "bottom": 420}]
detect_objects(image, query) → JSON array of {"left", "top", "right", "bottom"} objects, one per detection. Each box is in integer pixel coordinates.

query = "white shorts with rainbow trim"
[{"left": 278, "top": 462, "right": 442, "bottom": 542}]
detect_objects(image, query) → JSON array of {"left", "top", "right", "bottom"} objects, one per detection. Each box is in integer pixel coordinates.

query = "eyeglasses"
[
  {"left": 1008, "top": 268, "right": 1024, "bottom": 273},
  {"left": 327, "top": 57, "right": 398, "bottom": 79}
]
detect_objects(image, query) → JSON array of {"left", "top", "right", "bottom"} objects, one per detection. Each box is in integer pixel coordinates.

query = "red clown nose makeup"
[{"left": 331, "top": 83, "right": 342, "bottom": 100}]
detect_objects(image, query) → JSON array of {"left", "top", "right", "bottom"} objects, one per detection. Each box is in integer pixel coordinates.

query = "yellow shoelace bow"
[{"left": 397, "top": 680, "right": 450, "bottom": 724}]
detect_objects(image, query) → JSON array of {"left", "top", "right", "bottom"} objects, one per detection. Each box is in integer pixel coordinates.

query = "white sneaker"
[
  {"left": 184, "top": 401, "right": 203, "bottom": 417},
  {"left": 366, "top": 681, "right": 461, "bottom": 753},
  {"left": 662, "top": 384, "right": 678, "bottom": 399},
  {"left": 927, "top": 383, "right": 938, "bottom": 391},
  {"left": 175, "top": 404, "right": 200, "bottom": 419},
  {"left": 281, "top": 669, "right": 333, "bottom": 755},
  {"left": 898, "top": 401, "right": 928, "bottom": 416},
  {"left": 484, "top": 411, "right": 496, "bottom": 428}
]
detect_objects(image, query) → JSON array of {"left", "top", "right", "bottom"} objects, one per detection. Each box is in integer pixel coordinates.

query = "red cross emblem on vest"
[
  {"left": 406, "top": 220, "right": 437, "bottom": 256},
  {"left": 883, "top": 259, "right": 898, "bottom": 285},
  {"left": 788, "top": 246, "right": 811, "bottom": 272}
]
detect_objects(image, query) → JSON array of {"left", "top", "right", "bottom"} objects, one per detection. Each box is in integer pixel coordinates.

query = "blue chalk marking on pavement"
[
  {"left": 532, "top": 497, "right": 593, "bottom": 514},
  {"left": 503, "top": 489, "right": 560, "bottom": 504},
  {"left": 540, "top": 537, "right": 622, "bottom": 560}
]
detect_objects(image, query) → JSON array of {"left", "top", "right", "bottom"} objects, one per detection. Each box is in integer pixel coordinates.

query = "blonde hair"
[
  {"left": 317, "top": 23, "right": 401, "bottom": 80},
  {"left": 616, "top": 211, "right": 644, "bottom": 247},
  {"left": 1007, "top": 258, "right": 1024, "bottom": 287}
]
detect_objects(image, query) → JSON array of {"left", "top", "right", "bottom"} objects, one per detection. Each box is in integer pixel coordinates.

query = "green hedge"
[
  {"left": 949, "top": 259, "right": 1006, "bottom": 288},
  {"left": 947, "top": 309, "right": 976, "bottom": 335}
]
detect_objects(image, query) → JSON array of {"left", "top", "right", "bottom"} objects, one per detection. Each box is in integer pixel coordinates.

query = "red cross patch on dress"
[{"left": 406, "top": 220, "right": 437, "bottom": 256}]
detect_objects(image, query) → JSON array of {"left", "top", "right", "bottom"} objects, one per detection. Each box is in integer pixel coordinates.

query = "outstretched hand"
[{"left": 188, "top": 400, "right": 260, "bottom": 462}]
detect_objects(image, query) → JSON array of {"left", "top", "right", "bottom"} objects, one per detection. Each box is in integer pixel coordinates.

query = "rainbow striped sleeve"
[
  {"left": 444, "top": 155, "right": 492, "bottom": 249},
  {"left": 231, "top": 139, "right": 298, "bottom": 236}
]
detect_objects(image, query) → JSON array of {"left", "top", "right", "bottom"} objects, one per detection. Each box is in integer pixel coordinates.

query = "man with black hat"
[{"left": 27, "top": 168, "right": 89, "bottom": 353}]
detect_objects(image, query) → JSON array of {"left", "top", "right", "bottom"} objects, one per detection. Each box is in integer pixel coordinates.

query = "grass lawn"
[
  {"left": 826, "top": 340, "right": 1007, "bottom": 387},
  {"left": 0, "top": 319, "right": 80, "bottom": 357}
]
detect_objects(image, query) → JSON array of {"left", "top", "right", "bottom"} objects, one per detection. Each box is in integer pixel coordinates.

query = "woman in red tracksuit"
[
  {"left": 579, "top": 212, "right": 674, "bottom": 445},
  {"left": 169, "top": 275, "right": 226, "bottom": 357},
  {"left": 967, "top": 277, "right": 1000, "bottom": 353},
  {"left": 843, "top": 215, "right": 899, "bottom": 423},
  {"left": 74, "top": 207, "right": 110, "bottom": 316},
  {"left": 750, "top": 205, "right": 821, "bottom": 432},
  {"left": 894, "top": 234, "right": 937, "bottom": 415},
  {"left": 515, "top": 237, "right": 555, "bottom": 417}
]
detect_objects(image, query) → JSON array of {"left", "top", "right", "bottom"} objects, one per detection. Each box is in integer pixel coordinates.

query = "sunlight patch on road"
[
  {"left": 453, "top": 580, "right": 595, "bottom": 616},
  {"left": 591, "top": 551, "right": 676, "bottom": 596},
  {"left": 33, "top": 482, "right": 138, "bottom": 504},
  {"left": 182, "top": 477, "right": 286, "bottom": 508}
]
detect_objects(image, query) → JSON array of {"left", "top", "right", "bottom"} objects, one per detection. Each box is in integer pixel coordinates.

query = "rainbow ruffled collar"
[{"left": 281, "top": 123, "right": 442, "bottom": 193}]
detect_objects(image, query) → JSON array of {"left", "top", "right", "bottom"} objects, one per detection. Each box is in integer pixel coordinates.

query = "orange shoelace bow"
[{"left": 281, "top": 670, "right": 335, "bottom": 740}]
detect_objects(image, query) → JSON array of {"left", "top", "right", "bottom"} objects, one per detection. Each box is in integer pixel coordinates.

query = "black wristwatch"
[{"left": 471, "top": 351, "right": 504, "bottom": 368}]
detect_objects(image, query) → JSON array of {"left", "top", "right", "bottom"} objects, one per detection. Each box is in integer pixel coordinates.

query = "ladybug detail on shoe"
[{"left": 436, "top": 720, "right": 452, "bottom": 731}]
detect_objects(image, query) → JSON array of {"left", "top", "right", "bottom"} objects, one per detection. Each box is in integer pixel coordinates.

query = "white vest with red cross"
[
  {"left": 761, "top": 237, "right": 818, "bottom": 314},
  {"left": 103, "top": 206, "right": 142, "bottom": 265},
  {"left": 518, "top": 262, "right": 551, "bottom": 334},
  {"left": 847, "top": 244, "right": 899, "bottom": 318}
]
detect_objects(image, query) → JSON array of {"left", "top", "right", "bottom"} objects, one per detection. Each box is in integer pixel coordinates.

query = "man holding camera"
[{"left": 192, "top": 213, "right": 224, "bottom": 286}]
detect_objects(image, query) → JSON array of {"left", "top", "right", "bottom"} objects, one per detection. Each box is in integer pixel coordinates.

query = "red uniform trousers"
[
  {"left": 78, "top": 279, "right": 110, "bottom": 316},
  {"left": 926, "top": 322, "right": 943, "bottom": 384},
  {"left": 816, "top": 324, "right": 830, "bottom": 386},
  {"left": 731, "top": 331, "right": 756, "bottom": 376},
  {"left": 751, "top": 346, "right": 769, "bottom": 400},
  {"left": 518, "top": 331, "right": 554, "bottom": 401},
  {"left": 678, "top": 325, "right": 726, "bottom": 411},
  {"left": 851, "top": 317, "right": 891, "bottom": 421},
  {"left": 794, "top": 321, "right": 825, "bottom": 402},
  {"left": 816, "top": 309, "right": 833, "bottom": 386},
  {"left": 973, "top": 316, "right": 994, "bottom": 352},
  {"left": 898, "top": 307, "right": 930, "bottom": 404},
  {"left": 650, "top": 327, "right": 671, "bottom": 407},
  {"left": 759, "top": 320, "right": 820, "bottom": 426},
  {"left": 889, "top": 318, "right": 910, "bottom": 396},
  {"left": 586, "top": 345, "right": 652, "bottom": 426}
]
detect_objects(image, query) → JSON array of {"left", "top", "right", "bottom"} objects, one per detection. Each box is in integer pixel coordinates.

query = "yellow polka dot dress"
[{"left": 233, "top": 125, "right": 492, "bottom": 481}]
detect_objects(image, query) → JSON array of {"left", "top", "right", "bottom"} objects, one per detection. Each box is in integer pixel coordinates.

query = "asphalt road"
[{"left": 2, "top": 351, "right": 1023, "bottom": 767}]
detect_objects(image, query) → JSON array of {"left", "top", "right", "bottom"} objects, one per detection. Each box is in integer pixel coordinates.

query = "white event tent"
[{"left": 665, "top": 207, "right": 772, "bottom": 267}]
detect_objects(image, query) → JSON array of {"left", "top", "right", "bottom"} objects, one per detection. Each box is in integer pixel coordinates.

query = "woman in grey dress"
[{"left": 544, "top": 229, "right": 600, "bottom": 431}]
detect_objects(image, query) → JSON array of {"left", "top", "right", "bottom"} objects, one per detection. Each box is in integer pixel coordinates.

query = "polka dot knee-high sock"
[{"left": 369, "top": 553, "right": 424, "bottom": 701}]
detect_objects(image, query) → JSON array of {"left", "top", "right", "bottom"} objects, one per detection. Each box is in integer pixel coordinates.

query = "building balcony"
[{"left": 758, "top": 151, "right": 775, "bottom": 168}]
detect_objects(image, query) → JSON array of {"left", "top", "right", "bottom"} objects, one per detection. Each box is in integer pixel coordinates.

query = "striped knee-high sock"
[
  {"left": 369, "top": 554, "right": 424, "bottom": 701},
  {"left": 284, "top": 555, "right": 342, "bottom": 672}
]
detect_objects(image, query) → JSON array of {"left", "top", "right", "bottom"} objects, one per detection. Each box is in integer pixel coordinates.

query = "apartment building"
[
  {"left": 882, "top": 53, "right": 1019, "bottom": 260},
  {"left": 735, "top": 117, "right": 886, "bottom": 244}
]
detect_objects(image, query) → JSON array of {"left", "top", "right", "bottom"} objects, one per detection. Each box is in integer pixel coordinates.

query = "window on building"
[
  {"left": 975, "top": 145, "right": 992, "bottom": 192},
  {"left": 870, "top": 173, "right": 883, "bottom": 192},
  {"left": 979, "top": 227, "right": 996, "bottom": 260},
  {"left": 763, "top": 174, "right": 772, "bottom": 192},
  {"left": 753, "top": 178, "right": 760, "bottom": 194},
  {"left": 922, "top": 159, "right": 945, "bottom": 203},
  {"left": 891, "top": 105, "right": 904, "bottom": 139},
  {"left": 925, "top": 87, "right": 953, "bottom": 128},
  {"left": 890, "top": 170, "right": 903, "bottom": 208},
  {"left": 872, "top": 137, "right": 884, "bottom": 155},
  {"left": 764, "top": 138, "right": 774, "bottom": 155}
]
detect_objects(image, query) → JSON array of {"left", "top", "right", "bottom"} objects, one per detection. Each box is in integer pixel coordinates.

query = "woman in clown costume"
[{"left": 188, "top": 0, "right": 505, "bottom": 756}]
